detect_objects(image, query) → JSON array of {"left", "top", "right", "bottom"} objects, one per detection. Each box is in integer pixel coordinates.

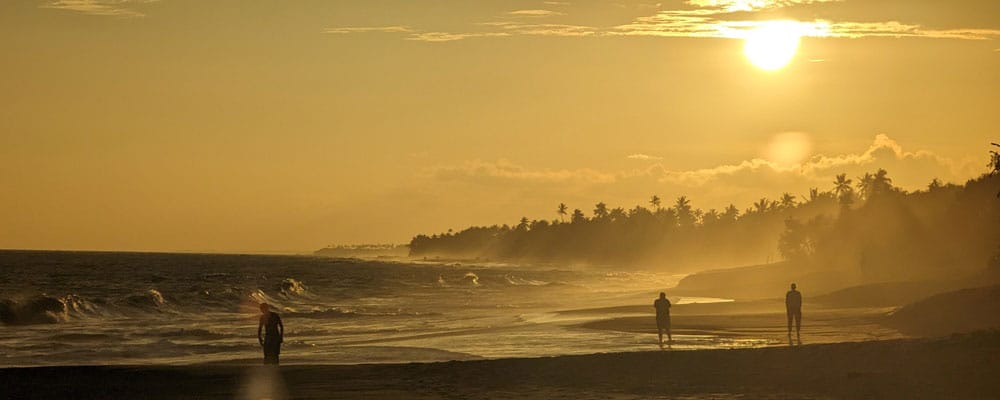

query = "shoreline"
[{"left": 4, "top": 331, "right": 998, "bottom": 399}]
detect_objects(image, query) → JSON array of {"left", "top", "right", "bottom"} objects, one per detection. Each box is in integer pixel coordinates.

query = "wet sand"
[{"left": 3, "top": 331, "right": 998, "bottom": 399}]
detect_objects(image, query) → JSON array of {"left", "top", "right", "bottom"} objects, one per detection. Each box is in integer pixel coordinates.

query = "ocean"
[{"left": 0, "top": 250, "right": 747, "bottom": 366}]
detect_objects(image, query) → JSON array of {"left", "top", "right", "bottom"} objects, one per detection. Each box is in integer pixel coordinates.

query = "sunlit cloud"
[
  {"left": 507, "top": 9, "right": 565, "bottom": 17},
  {"left": 685, "top": 0, "right": 840, "bottom": 12},
  {"left": 406, "top": 31, "right": 512, "bottom": 42},
  {"left": 424, "top": 135, "right": 984, "bottom": 211},
  {"left": 658, "top": 134, "right": 980, "bottom": 188},
  {"left": 42, "top": 0, "right": 156, "bottom": 17},
  {"left": 327, "top": 0, "right": 1000, "bottom": 42},
  {"left": 543, "top": 1, "right": 572, "bottom": 6},
  {"left": 479, "top": 21, "right": 597, "bottom": 37},
  {"left": 324, "top": 26, "right": 413, "bottom": 34}
]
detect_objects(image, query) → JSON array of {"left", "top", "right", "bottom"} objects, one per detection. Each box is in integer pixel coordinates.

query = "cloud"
[
  {"left": 328, "top": 0, "right": 1000, "bottom": 42},
  {"left": 543, "top": 1, "right": 572, "bottom": 6},
  {"left": 507, "top": 9, "right": 565, "bottom": 17},
  {"left": 324, "top": 26, "right": 413, "bottom": 34},
  {"left": 42, "top": 0, "right": 156, "bottom": 17},
  {"left": 478, "top": 21, "right": 597, "bottom": 37},
  {"left": 656, "top": 134, "right": 980, "bottom": 189},
  {"left": 421, "top": 135, "right": 985, "bottom": 212},
  {"left": 627, "top": 154, "right": 664, "bottom": 161},
  {"left": 685, "top": 0, "right": 840, "bottom": 12},
  {"left": 406, "top": 31, "right": 512, "bottom": 42},
  {"left": 611, "top": 10, "right": 1000, "bottom": 40},
  {"left": 425, "top": 159, "right": 618, "bottom": 184}
]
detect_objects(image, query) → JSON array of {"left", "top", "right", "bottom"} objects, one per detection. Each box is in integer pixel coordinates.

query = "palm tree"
[
  {"left": 593, "top": 202, "right": 609, "bottom": 220},
  {"left": 752, "top": 198, "right": 770, "bottom": 214},
  {"left": 609, "top": 207, "right": 627, "bottom": 222},
  {"left": 722, "top": 204, "right": 739, "bottom": 222},
  {"left": 990, "top": 142, "right": 1000, "bottom": 175},
  {"left": 927, "top": 178, "right": 942, "bottom": 191},
  {"left": 858, "top": 169, "right": 894, "bottom": 199},
  {"left": 702, "top": 209, "right": 720, "bottom": 226},
  {"left": 806, "top": 187, "right": 820, "bottom": 203},
  {"left": 571, "top": 209, "right": 586, "bottom": 224},
  {"left": 780, "top": 193, "right": 797, "bottom": 209},
  {"left": 649, "top": 195, "right": 662, "bottom": 211},
  {"left": 674, "top": 196, "right": 694, "bottom": 227},
  {"left": 833, "top": 174, "right": 852, "bottom": 198},
  {"left": 517, "top": 217, "right": 530, "bottom": 231},
  {"left": 557, "top": 203, "right": 568, "bottom": 222}
]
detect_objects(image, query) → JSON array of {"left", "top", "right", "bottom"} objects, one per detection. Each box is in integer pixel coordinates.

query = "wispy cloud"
[
  {"left": 685, "top": 0, "right": 840, "bottom": 13},
  {"left": 507, "top": 9, "right": 565, "bottom": 17},
  {"left": 324, "top": 26, "right": 413, "bottom": 34},
  {"left": 425, "top": 135, "right": 983, "bottom": 204},
  {"left": 426, "top": 159, "right": 617, "bottom": 184},
  {"left": 327, "top": 0, "right": 1000, "bottom": 42},
  {"left": 478, "top": 21, "right": 597, "bottom": 37},
  {"left": 611, "top": 11, "right": 1000, "bottom": 40},
  {"left": 43, "top": 0, "right": 156, "bottom": 17},
  {"left": 657, "top": 134, "right": 978, "bottom": 188},
  {"left": 406, "top": 31, "right": 512, "bottom": 42}
]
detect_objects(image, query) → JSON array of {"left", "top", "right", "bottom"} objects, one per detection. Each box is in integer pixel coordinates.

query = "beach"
[{"left": 4, "top": 331, "right": 998, "bottom": 399}]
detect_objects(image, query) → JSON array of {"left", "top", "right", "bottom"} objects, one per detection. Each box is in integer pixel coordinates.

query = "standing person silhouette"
[
  {"left": 654, "top": 292, "right": 672, "bottom": 346},
  {"left": 785, "top": 283, "right": 802, "bottom": 344},
  {"left": 258, "top": 303, "right": 284, "bottom": 365}
]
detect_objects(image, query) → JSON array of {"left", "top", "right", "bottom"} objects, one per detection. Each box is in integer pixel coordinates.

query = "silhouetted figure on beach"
[
  {"left": 654, "top": 292, "right": 672, "bottom": 345},
  {"left": 786, "top": 283, "right": 802, "bottom": 344},
  {"left": 258, "top": 303, "right": 284, "bottom": 365}
]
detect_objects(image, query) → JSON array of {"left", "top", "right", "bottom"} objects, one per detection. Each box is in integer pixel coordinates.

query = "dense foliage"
[{"left": 410, "top": 168, "right": 1000, "bottom": 274}]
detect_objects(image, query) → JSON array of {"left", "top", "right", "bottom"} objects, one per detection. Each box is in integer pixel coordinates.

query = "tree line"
[{"left": 410, "top": 163, "right": 999, "bottom": 276}]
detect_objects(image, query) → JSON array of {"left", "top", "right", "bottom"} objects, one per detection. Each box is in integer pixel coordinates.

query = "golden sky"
[{"left": 1, "top": 0, "right": 998, "bottom": 252}]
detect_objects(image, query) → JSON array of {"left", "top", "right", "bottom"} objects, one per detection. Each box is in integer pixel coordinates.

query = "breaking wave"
[{"left": 0, "top": 294, "right": 102, "bottom": 325}]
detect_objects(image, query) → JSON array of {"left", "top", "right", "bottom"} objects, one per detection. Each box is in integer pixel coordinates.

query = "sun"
[{"left": 743, "top": 22, "right": 802, "bottom": 71}]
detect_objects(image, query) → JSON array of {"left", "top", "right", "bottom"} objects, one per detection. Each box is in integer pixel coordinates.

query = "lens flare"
[{"left": 766, "top": 132, "right": 812, "bottom": 167}]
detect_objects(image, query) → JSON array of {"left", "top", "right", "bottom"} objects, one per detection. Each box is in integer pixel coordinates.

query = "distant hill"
[{"left": 314, "top": 244, "right": 409, "bottom": 259}]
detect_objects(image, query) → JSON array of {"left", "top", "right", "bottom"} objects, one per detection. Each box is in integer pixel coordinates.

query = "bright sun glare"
[{"left": 743, "top": 21, "right": 802, "bottom": 70}]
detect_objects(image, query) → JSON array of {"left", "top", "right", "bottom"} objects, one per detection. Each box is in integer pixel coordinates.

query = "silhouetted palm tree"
[
  {"left": 806, "top": 187, "right": 820, "bottom": 203},
  {"left": 650, "top": 195, "right": 662, "bottom": 211},
  {"left": 988, "top": 142, "right": 1000, "bottom": 195},
  {"left": 990, "top": 143, "right": 1000, "bottom": 175},
  {"left": 557, "top": 203, "right": 568, "bottom": 222},
  {"left": 752, "top": 198, "right": 770, "bottom": 214},
  {"left": 593, "top": 202, "right": 609, "bottom": 220},
  {"left": 674, "top": 196, "right": 695, "bottom": 227},
  {"left": 722, "top": 204, "right": 739, "bottom": 222},
  {"left": 780, "top": 193, "right": 797, "bottom": 209},
  {"left": 702, "top": 209, "right": 720, "bottom": 226},
  {"left": 927, "top": 178, "right": 942, "bottom": 191},
  {"left": 517, "top": 217, "right": 530, "bottom": 231},
  {"left": 858, "top": 169, "right": 894, "bottom": 199},
  {"left": 833, "top": 174, "right": 852, "bottom": 198},
  {"left": 571, "top": 209, "right": 586, "bottom": 224},
  {"left": 609, "top": 207, "right": 627, "bottom": 222}
]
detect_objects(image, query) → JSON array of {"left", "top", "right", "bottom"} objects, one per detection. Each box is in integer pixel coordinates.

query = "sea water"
[{"left": 0, "top": 250, "right": 744, "bottom": 366}]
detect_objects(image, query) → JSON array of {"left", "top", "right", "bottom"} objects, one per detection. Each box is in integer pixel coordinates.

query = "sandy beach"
[{"left": 3, "top": 330, "right": 997, "bottom": 400}]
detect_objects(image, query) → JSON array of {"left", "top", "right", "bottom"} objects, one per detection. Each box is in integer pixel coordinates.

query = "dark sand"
[{"left": 4, "top": 331, "right": 998, "bottom": 399}]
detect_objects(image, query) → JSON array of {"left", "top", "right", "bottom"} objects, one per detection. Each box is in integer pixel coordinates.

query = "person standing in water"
[
  {"left": 654, "top": 292, "right": 672, "bottom": 345},
  {"left": 258, "top": 303, "right": 284, "bottom": 364},
  {"left": 785, "top": 283, "right": 802, "bottom": 344}
]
